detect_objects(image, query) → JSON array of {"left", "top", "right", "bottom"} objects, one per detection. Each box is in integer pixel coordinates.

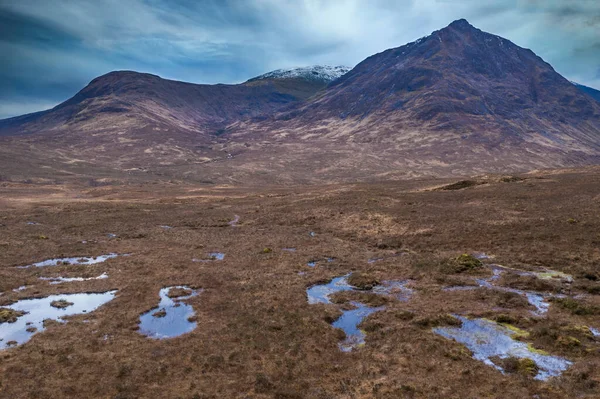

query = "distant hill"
[
  {"left": 0, "top": 68, "right": 346, "bottom": 137},
  {"left": 1, "top": 20, "right": 599, "bottom": 185}
]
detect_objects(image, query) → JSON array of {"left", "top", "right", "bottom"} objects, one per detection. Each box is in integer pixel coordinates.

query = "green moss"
[
  {"left": 516, "top": 358, "right": 539, "bottom": 376},
  {"left": 261, "top": 248, "right": 272, "bottom": 254},
  {"left": 556, "top": 335, "right": 582, "bottom": 348},
  {"left": 0, "top": 308, "right": 26, "bottom": 323},
  {"left": 493, "top": 356, "right": 540, "bottom": 377},
  {"left": 500, "top": 323, "right": 530, "bottom": 339},
  {"left": 535, "top": 271, "right": 573, "bottom": 282},
  {"left": 561, "top": 325, "right": 594, "bottom": 339},
  {"left": 526, "top": 343, "right": 550, "bottom": 356},
  {"left": 567, "top": 218, "right": 578, "bottom": 224}
]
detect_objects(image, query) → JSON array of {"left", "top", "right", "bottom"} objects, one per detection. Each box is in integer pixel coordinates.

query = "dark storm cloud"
[{"left": 1, "top": 0, "right": 599, "bottom": 119}]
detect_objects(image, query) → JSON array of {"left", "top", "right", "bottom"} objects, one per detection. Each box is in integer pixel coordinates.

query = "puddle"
[
  {"left": 334, "top": 302, "right": 385, "bottom": 352},
  {"left": 228, "top": 215, "right": 240, "bottom": 227},
  {"left": 193, "top": 252, "right": 224, "bottom": 262},
  {"left": 159, "top": 225, "right": 172, "bottom": 230},
  {"left": 138, "top": 286, "right": 201, "bottom": 339},
  {"left": 479, "top": 268, "right": 553, "bottom": 315},
  {"left": 18, "top": 253, "right": 121, "bottom": 269},
  {"left": 373, "top": 280, "right": 414, "bottom": 301},
  {"left": 445, "top": 265, "right": 554, "bottom": 315},
  {"left": 307, "top": 275, "right": 354, "bottom": 304},
  {"left": 433, "top": 316, "right": 572, "bottom": 380},
  {"left": 0, "top": 291, "right": 117, "bottom": 350},
  {"left": 486, "top": 263, "right": 573, "bottom": 283},
  {"left": 534, "top": 271, "right": 573, "bottom": 283},
  {"left": 368, "top": 252, "right": 406, "bottom": 264},
  {"left": 443, "top": 285, "right": 479, "bottom": 292},
  {"left": 472, "top": 252, "right": 493, "bottom": 260},
  {"left": 307, "top": 275, "right": 413, "bottom": 351},
  {"left": 107, "top": 233, "right": 117, "bottom": 238},
  {"left": 26, "top": 221, "right": 40, "bottom": 225},
  {"left": 469, "top": 252, "right": 573, "bottom": 283},
  {"left": 282, "top": 248, "right": 297, "bottom": 252},
  {"left": 307, "top": 257, "right": 336, "bottom": 268},
  {"left": 12, "top": 286, "right": 31, "bottom": 292},
  {"left": 309, "top": 232, "right": 316, "bottom": 237},
  {"left": 40, "top": 273, "right": 108, "bottom": 285},
  {"left": 590, "top": 327, "right": 600, "bottom": 337}
]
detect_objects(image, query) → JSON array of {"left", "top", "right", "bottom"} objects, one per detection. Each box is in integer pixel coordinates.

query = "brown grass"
[{"left": 0, "top": 168, "right": 599, "bottom": 398}]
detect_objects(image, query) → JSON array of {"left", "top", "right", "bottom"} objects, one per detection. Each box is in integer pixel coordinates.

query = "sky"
[{"left": 1, "top": 0, "right": 600, "bottom": 119}]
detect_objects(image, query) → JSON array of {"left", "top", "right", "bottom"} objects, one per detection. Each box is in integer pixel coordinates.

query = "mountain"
[
  {"left": 225, "top": 19, "right": 600, "bottom": 177},
  {"left": 1, "top": 20, "right": 600, "bottom": 185},
  {"left": 241, "top": 20, "right": 600, "bottom": 140},
  {"left": 572, "top": 82, "right": 600, "bottom": 103},
  {"left": 0, "top": 67, "right": 346, "bottom": 137},
  {"left": 247, "top": 66, "right": 351, "bottom": 83}
]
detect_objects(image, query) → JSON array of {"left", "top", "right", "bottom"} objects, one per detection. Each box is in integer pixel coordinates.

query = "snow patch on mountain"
[{"left": 248, "top": 65, "right": 351, "bottom": 83}]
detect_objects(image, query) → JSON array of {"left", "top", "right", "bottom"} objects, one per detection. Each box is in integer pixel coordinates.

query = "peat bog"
[{"left": 1, "top": 168, "right": 600, "bottom": 398}]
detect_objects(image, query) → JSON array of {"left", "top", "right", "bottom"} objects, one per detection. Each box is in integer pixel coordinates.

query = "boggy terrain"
[{"left": 1, "top": 167, "right": 600, "bottom": 398}]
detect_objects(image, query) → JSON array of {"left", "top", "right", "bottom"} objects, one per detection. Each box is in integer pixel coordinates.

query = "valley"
[{"left": 1, "top": 168, "right": 599, "bottom": 398}]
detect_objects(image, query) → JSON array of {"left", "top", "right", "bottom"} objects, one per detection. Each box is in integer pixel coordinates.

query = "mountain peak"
[
  {"left": 247, "top": 65, "right": 351, "bottom": 84},
  {"left": 447, "top": 18, "right": 475, "bottom": 30}
]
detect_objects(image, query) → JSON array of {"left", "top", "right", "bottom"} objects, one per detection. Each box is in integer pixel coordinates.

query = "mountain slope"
[
  {"left": 244, "top": 20, "right": 600, "bottom": 144},
  {"left": 1, "top": 20, "right": 600, "bottom": 184},
  {"left": 222, "top": 19, "right": 600, "bottom": 178},
  {"left": 573, "top": 82, "right": 600, "bottom": 103},
  {"left": 0, "top": 67, "right": 346, "bottom": 137}
]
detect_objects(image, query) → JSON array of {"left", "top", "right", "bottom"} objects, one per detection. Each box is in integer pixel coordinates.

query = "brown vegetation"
[{"left": 0, "top": 167, "right": 599, "bottom": 398}]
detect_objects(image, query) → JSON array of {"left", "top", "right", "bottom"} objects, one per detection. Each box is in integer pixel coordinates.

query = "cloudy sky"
[{"left": 1, "top": 0, "right": 599, "bottom": 119}]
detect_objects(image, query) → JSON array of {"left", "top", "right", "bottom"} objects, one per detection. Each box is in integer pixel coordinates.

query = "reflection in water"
[
  {"left": 433, "top": 316, "right": 572, "bottom": 380},
  {"left": 0, "top": 291, "right": 117, "bottom": 350},
  {"left": 18, "top": 253, "right": 121, "bottom": 268},
  {"left": 307, "top": 275, "right": 413, "bottom": 351},
  {"left": 138, "top": 286, "right": 201, "bottom": 339}
]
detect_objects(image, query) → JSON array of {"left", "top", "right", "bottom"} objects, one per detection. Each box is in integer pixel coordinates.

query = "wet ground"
[
  {"left": 433, "top": 316, "right": 572, "bottom": 381},
  {"left": 0, "top": 168, "right": 599, "bottom": 398},
  {"left": 138, "top": 286, "right": 201, "bottom": 339},
  {"left": 0, "top": 291, "right": 116, "bottom": 349},
  {"left": 307, "top": 275, "right": 414, "bottom": 350}
]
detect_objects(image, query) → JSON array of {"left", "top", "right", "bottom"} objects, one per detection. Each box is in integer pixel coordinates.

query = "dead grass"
[{"left": 0, "top": 168, "right": 599, "bottom": 398}]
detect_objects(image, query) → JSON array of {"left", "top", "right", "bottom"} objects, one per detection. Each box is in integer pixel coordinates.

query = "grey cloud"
[{"left": 1, "top": 0, "right": 599, "bottom": 119}]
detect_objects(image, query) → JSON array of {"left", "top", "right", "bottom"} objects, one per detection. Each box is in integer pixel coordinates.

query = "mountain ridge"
[
  {"left": 0, "top": 66, "right": 348, "bottom": 137},
  {"left": 1, "top": 19, "right": 600, "bottom": 185}
]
